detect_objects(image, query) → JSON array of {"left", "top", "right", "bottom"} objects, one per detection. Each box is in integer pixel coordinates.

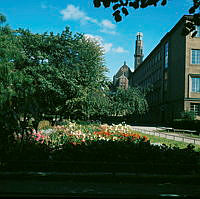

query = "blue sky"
[{"left": 0, "top": 0, "right": 193, "bottom": 80}]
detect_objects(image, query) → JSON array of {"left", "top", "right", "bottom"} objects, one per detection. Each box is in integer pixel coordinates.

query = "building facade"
[
  {"left": 113, "top": 61, "right": 132, "bottom": 90},
  {"left": 113, "top": 15, "right": 200, "bottom": 122}
]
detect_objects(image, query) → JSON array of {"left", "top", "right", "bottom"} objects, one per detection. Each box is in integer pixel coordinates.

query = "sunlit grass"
[{"left": 134, "top": 131, "right": 200, "bottom": 152}]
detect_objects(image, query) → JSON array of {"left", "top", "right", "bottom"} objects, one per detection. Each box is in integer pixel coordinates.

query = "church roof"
[{"left": 115, "top": 61, "right": 132, "bottom": 79}]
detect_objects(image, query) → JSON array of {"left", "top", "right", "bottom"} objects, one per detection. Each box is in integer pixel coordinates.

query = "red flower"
[{"left": 71, "top": 142, "right": 77, "bottom": 146}]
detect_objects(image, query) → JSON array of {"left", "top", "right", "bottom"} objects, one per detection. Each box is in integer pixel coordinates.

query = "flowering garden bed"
[{"left": 0, "top": 121, "right": 200, "bottom": 174}]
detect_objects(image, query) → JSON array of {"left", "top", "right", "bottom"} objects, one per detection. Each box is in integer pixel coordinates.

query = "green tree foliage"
[
  {"left": 110, "top": 87, "right": 148, "bottom": 117},
  {"left": 0, "top": 13, "right": 6, "bottom": 24},
  {"left": 0, "top": 25, "right": 36, "bottom": 144},
  {"left": 93, "top": 0, "right": 200, "bottom": 36},
  {"left": 64, "top": 35, "right": 109, "bottom": 120},
  {"left": 0, "top": 12, "right": 148, "bottom": 148},
  {"left": 0, "top": 21, "right": 38, "bottom": 155},
  {"left": 0, "top": 15, "right": 110, "bottom": 136},
  {"left": 15, "top": 27, "right": 109, "bottom": 123}
]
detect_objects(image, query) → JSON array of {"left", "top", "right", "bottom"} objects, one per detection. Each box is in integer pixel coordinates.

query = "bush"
[
  {"left": 1, "top": 122, "right": 199, "bottom": 174},
  {"left": 171, "top": 119, "right": 200, "bottom": 134},
  {"left": 38, "top": 120, "right": 52, "bottom": 130},
  {"left": 180, "top": 111, "right": 195, "bottom": 120}
]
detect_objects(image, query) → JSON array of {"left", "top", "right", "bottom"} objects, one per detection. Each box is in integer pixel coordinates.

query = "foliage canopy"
[{"left": 0, "top": 13, "right": 148, "bottom": 142}]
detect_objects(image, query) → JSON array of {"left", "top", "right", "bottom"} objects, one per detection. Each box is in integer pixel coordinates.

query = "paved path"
[{"left": 130, "top": 125, "right": 200, "bottom": 145}]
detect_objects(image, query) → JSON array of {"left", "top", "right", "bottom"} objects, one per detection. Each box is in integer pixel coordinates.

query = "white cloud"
[
  {"left": 60, "top": 4, "right": 117, "bottom": 35},
  {"left": 100, "top": 20, "right": 117, "bottom": 35},
  {"left": 84, "top": 34, "right": 103, "bottom": 44},
  {"left": 84, "top": 34, "right": 127, "bottom": 54},
  {"left": 60, "top": 4, "right": 86, "bottom": 21},
  {"left": 41, "top": 2, "right": 58, "bottom": 10},
  {"left": 84, "top": 34, "right": 113, "bottom": 53},
  {"left": 112, "top": 47, "right": 128, "bottom": 53},
  {"left": 101, "top": 19, "right": 116, "bottom": 29},
  {"left": 103, "top": 43, "right": 113, "bottom": 53},
  {"left": 100, "top": 29, "right": 117, "bottom": 35},
  {"left": 85, "top": 16, "right": 98, "bottom": 24},
  {"left": 60, "top": 4, "right": 98, "bottom": 25}
]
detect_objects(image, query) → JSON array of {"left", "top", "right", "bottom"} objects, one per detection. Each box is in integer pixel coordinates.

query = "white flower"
[{"left": 112, "top": 137, "right": 118, "bottom": 141}]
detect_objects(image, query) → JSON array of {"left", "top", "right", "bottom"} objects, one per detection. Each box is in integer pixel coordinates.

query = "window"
[
  {"left": 190, "top": 103, "right": 200, "bottom": 116},
  {"left": 192, "top": 77, "right": 200, "bottom": 92},
  {"left": 195, "top": 26, "right": 200, "bottom": 37},
  {"left": 191, "top": 49, "right": 200, "bottom": 64},
  {"left": 158, "top": 51, "right": 161, "bottom": 61},
  {"left": 164, "top": 42, "right": 168, "bottom": 68}
]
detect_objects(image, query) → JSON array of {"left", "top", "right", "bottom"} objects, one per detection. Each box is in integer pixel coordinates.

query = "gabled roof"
[{"left": 115, "top": 61, "right": 132, "bottom": 79}]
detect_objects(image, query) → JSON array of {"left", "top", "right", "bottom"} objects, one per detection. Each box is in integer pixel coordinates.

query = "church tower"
[{"left": 134, "top": 32, "right": 144, "bottom": 70}]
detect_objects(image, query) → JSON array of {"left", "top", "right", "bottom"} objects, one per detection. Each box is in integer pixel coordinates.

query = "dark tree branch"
[{"left": 93, "top": 0, "right": 200, "bottom": 36}]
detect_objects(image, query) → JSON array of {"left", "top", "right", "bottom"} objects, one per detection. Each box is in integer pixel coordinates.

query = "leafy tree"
[
  {"left": 15, "top": 28, "right": 76, "bottom": 125},
  {"left": 93, "top": 0, "right": 200, "bottom": 36},
  {"left": 0, "top": 16, "right": 36, "bottom": 152},
  {"left": 15, "top": 27, "right": 109, "bottom": 123},
  {"left": 0, "top": 12, "right": 148, "bottom": 152},
  {"left": 64, "top": 35, "right": 109, "bottom": 120},
  {"left": 0, "top": 13, "right": 6, "bottom": 25},
  {"left": 110, "top": 87, "right": 148, "bottom": 117},
  {"left": 0, "top": 12, "right": 109, "bottom": 134}
]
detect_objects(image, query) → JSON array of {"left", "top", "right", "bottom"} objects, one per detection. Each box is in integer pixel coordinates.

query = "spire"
[{"left": 134, "top": 32, "right": 144, "bottom": 70}]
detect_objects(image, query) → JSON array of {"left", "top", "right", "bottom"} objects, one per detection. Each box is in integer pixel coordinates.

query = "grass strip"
[{"left": 133, "top": 131, "right": 200, "bottom": 152}]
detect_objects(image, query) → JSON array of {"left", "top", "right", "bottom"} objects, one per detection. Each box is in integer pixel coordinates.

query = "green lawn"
[{"left": 135, "top": 131, "right": 200, "bottom": 152}]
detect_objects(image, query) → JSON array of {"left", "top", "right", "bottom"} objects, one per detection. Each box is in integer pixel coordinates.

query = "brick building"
[
  {"left": 113, "top": 15, "right": 200, "bottom": 122},
  {"left": 113, "top": 61, "right": 131, "bottom": 90}
]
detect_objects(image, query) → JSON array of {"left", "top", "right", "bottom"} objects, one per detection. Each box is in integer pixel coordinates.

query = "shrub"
[
  {"left": 171, "top": 119, "right": 200, "bottom": 133},
  {"left": 38, "top": 120, "right": 52, "bottom": 130},
  {"left": 180, "top": 111, "right": 195, "bottom": 121},
  {"left": 2, "top": 122, "right": 199, "bottom": 175}
]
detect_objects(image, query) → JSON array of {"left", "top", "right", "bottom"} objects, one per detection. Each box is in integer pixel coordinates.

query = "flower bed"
[
  {"left": 4, "top": 121, "right": 199, "bottom": 170},
  {"left": 20, "top": 122, "right": 149, "bottom": 149}
]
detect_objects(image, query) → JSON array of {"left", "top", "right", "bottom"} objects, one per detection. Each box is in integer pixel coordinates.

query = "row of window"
[
  {"left": 190, "top": 103, "right": 200, "bottom": 116},
  {"left": 164, "top": 42, "right": 168, "bottom": 69},
  {"left": 180, "top": 26, "right": 200, "bottom": 115},
  {"left": 191, "top": 49, "right": 200, "bottom": 64},
  {"left": 163, "top": 47, "right": 200, "bottom": 66},
  {"left": 195, "top": 26, "right": 200, "bottom": 37},
  {"left": 192, "top": 77, "right": 200, "bottom": 92},
  {"left": 186, "top": 26, "right": 200, "bottom": 115},
  {"left": 142, "top": 52, "right": 162, "bottom": 75},
  {"left": 138, "top": 69, "right": 161, "bottom": 88}
]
